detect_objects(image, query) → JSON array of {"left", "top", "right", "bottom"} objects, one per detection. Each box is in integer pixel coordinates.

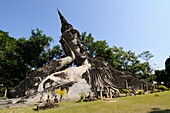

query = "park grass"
[{"left": 1, "top": 91, "right": 170, "bottom": 113}]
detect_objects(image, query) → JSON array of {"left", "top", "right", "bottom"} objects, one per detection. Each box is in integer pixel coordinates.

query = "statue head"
[
  {"left": 57, "top": 9, "right": 88, "bottom": 66},
  {"left": 57, "top": 9, "right": 73, "bottom": 33}
]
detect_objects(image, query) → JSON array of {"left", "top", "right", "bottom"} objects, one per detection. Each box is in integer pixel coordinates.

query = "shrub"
[
  {"left": 137, "top": 90, "right": 144, "bottom": 95},
  {"left": 157, "top": 85, "right": 168, "bottom": 91},
  {"left": 56, "top": 89, "right": 66, "bottom": 95},
  {"left": 121, "top": 89, "right": 130, "bottom": 94},
  {"left": 55, "top": 89, "right": 67, "bottom": 101},
  {"left": 153, "top": 89, "right": 158, "bottom": 93}
]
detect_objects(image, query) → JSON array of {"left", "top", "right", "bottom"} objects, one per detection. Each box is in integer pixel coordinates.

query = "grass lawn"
[{"left": 1, "top": 91, "right": 170, "bottom": 113}]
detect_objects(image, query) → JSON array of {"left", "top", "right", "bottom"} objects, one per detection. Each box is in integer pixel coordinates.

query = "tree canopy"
[
  {"left": 0, "top": 30, "right": 18, "bottom": 89},
  {"left": 165, "top": 56, "right": 170, "bottom": 86}
]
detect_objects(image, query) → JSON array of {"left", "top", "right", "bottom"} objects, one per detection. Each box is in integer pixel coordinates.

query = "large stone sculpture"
[
  {"left": 9, "top": 10, "right": 93, "bottom": 102},
  {"left": 9, "top": 10, "right": 148, "bottom": 103}
]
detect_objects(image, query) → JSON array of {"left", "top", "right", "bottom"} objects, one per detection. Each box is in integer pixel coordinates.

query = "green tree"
[
  {"left": 155, "top": 70, "right": 167, "bottom": 85},
  {"left": 104, "top": 47, "right": 117, "bottom": 67},
  {"left": 165, "top": 56, "right": 170, "bottom": 86},
  {"left": 133, "top": 62, "right": 151, "bottom": 79},
  {"left": 0, "top": 30, "right": 20, "bottom": 90},
  {"left": 111, "top": 46, "right": 126, "bottom": 70},
  {"left": 81, "top": 32, "right": 94, "bottom": 58},
  {"left": 165, "top": 56, "right": 170, "bottom": 76},
  {"left": 111, "top": 46, "right": 139, "bottom": 71},
  {"left": 81, "top": 32, "right": 109, "bottom": 58},
  {"left": 138, "top": 51, "right": 154, "bottom": 80},
  {"left": 138, "top": 51, "right": 154, "bottom": 62},
  {"left": 93, "top": 40, "right": 109, "bottom": 57}
]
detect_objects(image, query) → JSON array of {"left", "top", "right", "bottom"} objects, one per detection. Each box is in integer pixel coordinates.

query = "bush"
[
  {"left": 121, "top": 89, "right": 130, "bottom": 94},
  {"left": 137, "top": 90, "right": 144, "bottom": 95},
  {"left": 157, "top": 85, "right": 168, "bottom": 91},
  {"left": 55, "top": 89, "right": 67, "bottom": 101},
  {"left": 55, "top": 89, "right": 66, "bottom": 96},
  {"left": 153, "top": 89, "right": 158, "bottom": 93}
]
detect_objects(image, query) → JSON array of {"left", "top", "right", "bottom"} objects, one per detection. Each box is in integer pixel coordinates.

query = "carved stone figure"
[
  {"left": 8, "top": 10, "right": 147, "bottom": 103},
  {"left": 9, "top": 10, "right": 92, "bottom": 102}
]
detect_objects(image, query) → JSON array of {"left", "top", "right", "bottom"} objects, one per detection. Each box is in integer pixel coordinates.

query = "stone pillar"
[
  {"left": 141, "top": 84, "right": 143, "bottom": 90},
  {"left": 146, "top": 82, "right": 148, "bottom": 93},
  {"left": 106, "top": 87, "right": 109, "bottom": 98},
  {"left": 109, "top": 87, "right": 112, "bottom": 98},
  {"left": 126, "top": 80, "right": 129, "bottom": 89},
  {"left": 4, "top": 89, "right": 7, "bottom": 98}
]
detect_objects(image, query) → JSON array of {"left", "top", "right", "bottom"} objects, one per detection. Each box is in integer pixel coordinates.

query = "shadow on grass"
[{"left": 149, "top": 108, "right": 170, "bottom": 113}]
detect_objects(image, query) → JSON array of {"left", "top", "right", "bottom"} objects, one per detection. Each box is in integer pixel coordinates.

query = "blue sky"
[{"left": 1, "top": 0, "right": 170, "bottom": 69}]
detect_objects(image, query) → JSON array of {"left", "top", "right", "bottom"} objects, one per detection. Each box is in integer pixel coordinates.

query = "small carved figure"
[{"left": 54, "top": 95, "right": 58, "bottom": 103}]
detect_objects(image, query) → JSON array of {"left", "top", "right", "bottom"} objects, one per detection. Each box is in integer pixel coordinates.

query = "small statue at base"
[
  {"left": 83, "top": 92, "right": 97, "bottom": 102},
  {"left": 54, "top": 95, "right": 58, "bottom": 103},
  {"left": 35, "top": 95, "right": 59, "bottom": 111}
]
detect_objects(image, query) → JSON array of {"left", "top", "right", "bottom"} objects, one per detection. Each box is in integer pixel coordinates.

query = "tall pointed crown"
[{"left": 57, "top": 9, "right": 73, "bottom": 33}]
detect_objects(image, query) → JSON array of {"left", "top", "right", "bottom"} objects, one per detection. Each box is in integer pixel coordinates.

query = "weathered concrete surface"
[{"left": 63, "top": 79, "right": 91, "bottom": 101}]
